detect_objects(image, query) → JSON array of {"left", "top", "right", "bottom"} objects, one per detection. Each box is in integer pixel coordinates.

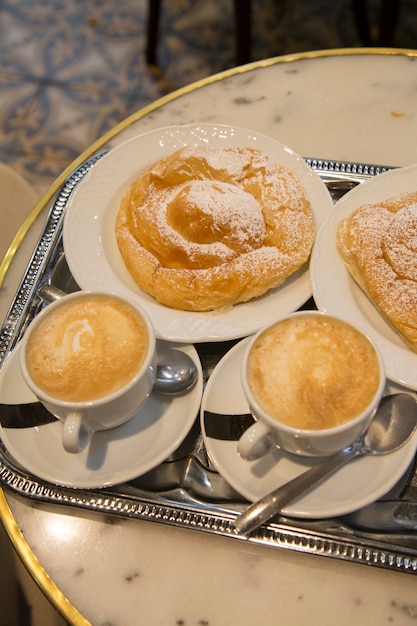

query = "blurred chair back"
[
  {"left": 352, "top": 0, "right": 401, "bottom": 45},
  {"left": 146, "top": 0, "right": 251, "bottom": 66}
]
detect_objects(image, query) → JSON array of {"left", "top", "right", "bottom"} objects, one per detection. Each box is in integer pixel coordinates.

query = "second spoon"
[{"left": 234, "top": 393, "right": 417, "bottom": 535}]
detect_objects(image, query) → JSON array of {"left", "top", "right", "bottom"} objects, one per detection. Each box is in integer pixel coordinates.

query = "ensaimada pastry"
[
  {"left": 115, "top": 145, "right": 315, "bottom": 311},
  {"left": 336, "top": 191, "right": 417, "bottom": 352}
]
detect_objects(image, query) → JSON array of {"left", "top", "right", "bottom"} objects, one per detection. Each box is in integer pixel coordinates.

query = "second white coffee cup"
[
  {"left": 238, "top": 311, "right": 385, "bottom": 460},
  {"left": 20, "top": 290, "right": 156, "bottom": 453}
]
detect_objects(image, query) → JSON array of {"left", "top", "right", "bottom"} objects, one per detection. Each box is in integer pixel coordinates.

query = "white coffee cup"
[
  {"left": 238, "top": 311, "right": 385, "bottom": 460},
  {"left": 20, "top": 290, "right": 156, "bottom": 453}
]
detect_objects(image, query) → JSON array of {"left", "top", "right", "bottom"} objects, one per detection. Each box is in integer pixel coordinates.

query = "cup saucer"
[
  {"left": 0, "top": 341, "right": 203, "bottom": 488},
  {"left": 200, "top": 338, "right": 417, "bottom": 519}
]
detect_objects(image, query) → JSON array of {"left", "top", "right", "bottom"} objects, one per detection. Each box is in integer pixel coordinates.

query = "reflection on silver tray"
[{"left": 1, "top": 155, "right": 416, "bottom": 576}]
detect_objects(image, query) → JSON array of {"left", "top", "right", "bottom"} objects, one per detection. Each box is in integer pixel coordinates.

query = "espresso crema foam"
[
  {"left": 25, "top": 295, "right": 149, "bottom": 402},
  {"left": 247, "top": 316, "right": 380, "bottom": 430}
]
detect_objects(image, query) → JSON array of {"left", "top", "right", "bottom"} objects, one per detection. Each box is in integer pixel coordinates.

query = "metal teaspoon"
[
  {"left": 154, "top": 346, "right": 198, "bottom": 394},
  {"left": 234, "top": 393, "right": 417, "bottom": 535}
]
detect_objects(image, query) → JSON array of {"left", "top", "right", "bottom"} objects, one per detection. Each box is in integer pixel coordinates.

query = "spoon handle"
[{"left": 234, "top": 446, "right": 358, "bottom": 535}]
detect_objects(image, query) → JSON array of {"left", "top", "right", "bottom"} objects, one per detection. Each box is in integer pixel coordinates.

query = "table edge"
[
  {"left": 0, "top": 488, "right": 91, "bottom": 625},
  {"left": 1, "top": 46, "right": 416, "bottom": 286}
]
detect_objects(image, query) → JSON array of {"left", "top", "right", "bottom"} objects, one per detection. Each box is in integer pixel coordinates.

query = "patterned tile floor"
[
  {"left": 0, "top": 0, "right": 416, "bottom": 624},
  {"left": 0, "top": 0, "right": 415, "bottom": 196}
]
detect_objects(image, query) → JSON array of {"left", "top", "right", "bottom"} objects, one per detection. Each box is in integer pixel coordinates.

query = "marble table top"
[{"left": 1, "top": 49, "right": 417, "bottom": 626}]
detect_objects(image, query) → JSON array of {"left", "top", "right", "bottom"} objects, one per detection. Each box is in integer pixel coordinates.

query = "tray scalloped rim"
[{"left": 0, "top": 447, "right": 416, "bottom": 575}]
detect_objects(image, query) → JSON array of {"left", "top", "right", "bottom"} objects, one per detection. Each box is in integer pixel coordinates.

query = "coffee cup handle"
[
  {"left": 62, "top": 411, "right": 92, "bottom": 454},
  {"left": 237, "top": 421, "right": 274, "bottom": 461}
]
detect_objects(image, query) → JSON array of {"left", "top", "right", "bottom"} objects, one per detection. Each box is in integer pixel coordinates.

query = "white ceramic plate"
[
  {"left": 63, "top": 123, "right": 333, "bottom": 342},
  {"left": 0, "top": 342, "right": 203, "bottom": 488},
  {"left": 310, "top": 164, "right": 417, "bottom": 390},
  {"left": 201, "top": 338, "right": 417, "bottom": 519}
]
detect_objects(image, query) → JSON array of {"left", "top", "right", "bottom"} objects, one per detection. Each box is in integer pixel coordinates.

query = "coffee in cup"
[
  {"left": 239, "top": 311, "right": 385, "bottom": 459},
  {"left": 20, "top": 291, "right": 156, "bottom": 453}
]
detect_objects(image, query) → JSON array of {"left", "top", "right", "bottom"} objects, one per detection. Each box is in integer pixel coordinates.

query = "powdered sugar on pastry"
[
  {"left": 336, "top": 192, "right": 417, "bottom": 352},
  {"left": 115, "top": 146, "right": 315, "bottom": 311}
]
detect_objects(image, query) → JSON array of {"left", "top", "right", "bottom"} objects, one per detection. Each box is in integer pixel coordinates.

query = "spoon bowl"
[
  {"left": 154, "top": 346, "right": 198, "bottom": 395},
  {"left": 234, "top": 393, "right": 417, "bottom": 535},
  {"left": 362, "top": 394, "right": 413, "bottom": 454}
]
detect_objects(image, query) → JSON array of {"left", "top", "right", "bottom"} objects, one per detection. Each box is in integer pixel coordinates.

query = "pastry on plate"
[
  {"left": 336, "top": 191, "right": 417, "bottom": 352},
  {"left": 115, "top": 145, "right": 315, "bottom": 311}
]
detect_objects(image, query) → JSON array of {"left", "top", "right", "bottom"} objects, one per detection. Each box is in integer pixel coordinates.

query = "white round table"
[{"left": 1, "top": 49, "right": 417, "bottom": 626}]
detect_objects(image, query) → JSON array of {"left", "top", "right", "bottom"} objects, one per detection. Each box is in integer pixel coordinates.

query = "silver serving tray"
[{"left": 1, "top": 156, "right": 417, "bottom": 576}]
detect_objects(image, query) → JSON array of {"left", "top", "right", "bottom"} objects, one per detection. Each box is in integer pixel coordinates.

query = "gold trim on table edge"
[
  {"left": 0, "top": 489, "right": 91, "bottom": 625},
  {"left": 0, "top": 46, "right": 416, "bottom": 622},
  {"left": 1, "top": 46, "right": 416, "bottom": 288}
]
